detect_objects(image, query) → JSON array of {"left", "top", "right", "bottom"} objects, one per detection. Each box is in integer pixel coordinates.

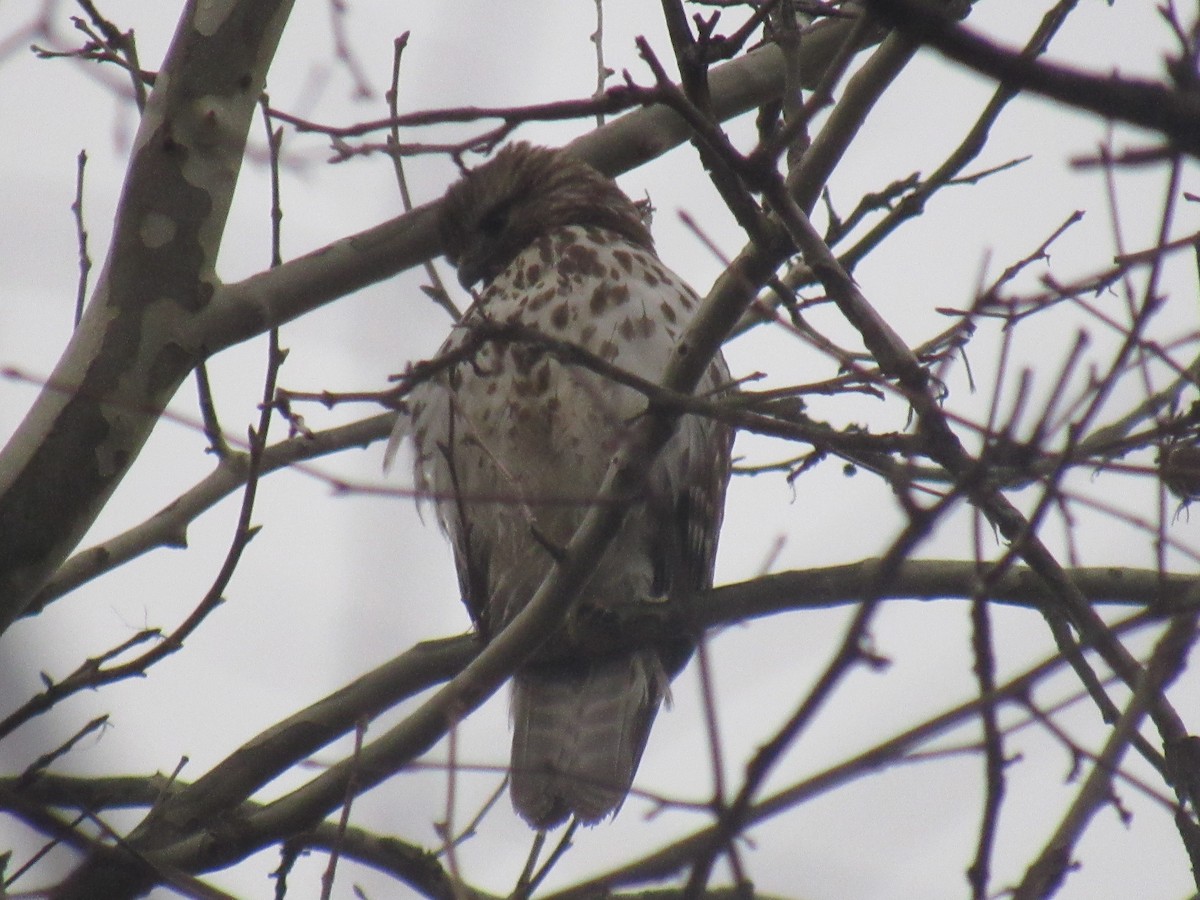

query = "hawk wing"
[{"left": 401, "top": 143, "right": 733, "bottom": 828}]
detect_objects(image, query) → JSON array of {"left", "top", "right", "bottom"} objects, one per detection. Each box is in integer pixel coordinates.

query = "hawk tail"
[{"left": 510, "top": 653, "right": 667, "bottom": 829}]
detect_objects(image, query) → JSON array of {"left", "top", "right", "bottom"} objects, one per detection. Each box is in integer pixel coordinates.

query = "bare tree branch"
[
  {"left": 864, "top": 0, "right": 1200, "bottom": 158},
  {"left": 0, "top": 0, "right": 297, "bottom": 631},
  {"left": 0, "top": 5, "right": 878, "bottom": 632}
]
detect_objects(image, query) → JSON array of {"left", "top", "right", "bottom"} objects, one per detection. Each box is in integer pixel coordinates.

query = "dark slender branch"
[
  {"left": 864, "top": 0, "right": 1200, "bottom": 158},
  {"left": 759, "top": 156, "right": 1191, "bottom": 791},
  {"left": 1014, "top": 612, "right": 1200, "bottom": 899},
  {"left": 325, "top": 0, "right": 374, "bottom": 99},
  {"left": 266, "top": 88, "right": 653, "bottom": 142},
  {"left": 967, "top": 588, "right": 1005, "bottom": 898},
  {"left": 9, "top": 553, "right": 1197, "bottom": 893},
  {"left": 1, "top": 773, "right": 491, "bottom": 900},
  {"left": 546, "top": 611, "right": 1165, "bottom": 899},
  {"left": 28, "top": 412, "right": 392, "bottom": 612},
  {"left": 69, "top": 149, "right": 90, "bottom": 328},
  {"left": 134, "top": 205, "right": 783, "bottom": 897},
  {"left": 385, "top": 32, "right": 458, "bottom": 320},
  {"left": 683, "top": 484, "right": 963, "bottom": 894},
  {"left": 841, "top": 0, "right": 1081, "bottom": 271},
  {"left": 193, "top": 363, "right": 229, "bottom": 458}
]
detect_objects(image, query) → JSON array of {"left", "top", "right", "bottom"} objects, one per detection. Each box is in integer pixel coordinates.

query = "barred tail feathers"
[{"left": 509, "top": 653, "right": 667, "bottom": 828}]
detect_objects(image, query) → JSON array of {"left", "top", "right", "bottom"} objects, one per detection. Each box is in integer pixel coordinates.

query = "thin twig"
[
  {"left": 1014, "top": 612, "right": 1200, "bottom": 899},
  {"left": 385, "top": 32, "right": 458, "bottom": 320},
  {"left": 319, "top": 718, "right": 367, "bottom": 900},
  {"left": 70, "top": 149, "right": 91, "bottom": 327},
  {"left": 326, "top": 0, "right": 373, "bottom": 98},
  {"left": 590, "top": 0, "right": 609, "bottom": 128}
]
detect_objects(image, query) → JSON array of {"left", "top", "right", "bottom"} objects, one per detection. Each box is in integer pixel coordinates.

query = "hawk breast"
[{"left": 409, "top": 223, "right": 729, "bottom": 643}]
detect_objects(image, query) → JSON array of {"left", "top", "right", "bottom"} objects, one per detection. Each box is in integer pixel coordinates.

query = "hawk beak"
[{"left": 454, "top": 254, "right": 484, "bottom": 291}]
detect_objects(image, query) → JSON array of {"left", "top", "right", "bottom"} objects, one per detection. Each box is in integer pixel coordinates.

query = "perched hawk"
[{"left": 402, "top": 143, "right": 732, "bottom": 828}]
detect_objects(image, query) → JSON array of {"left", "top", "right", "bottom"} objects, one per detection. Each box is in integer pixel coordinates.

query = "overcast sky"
[{"left": 2, "top": 2, "right": 1199, "bottom": 898}]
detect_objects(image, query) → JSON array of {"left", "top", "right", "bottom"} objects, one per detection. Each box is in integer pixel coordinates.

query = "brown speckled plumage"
[{"left": 399, "top": 143, "right": 732, "bottom": 828}]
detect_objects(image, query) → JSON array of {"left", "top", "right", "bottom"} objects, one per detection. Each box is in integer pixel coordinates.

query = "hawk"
[{"left": 401, "top": 143, "right": 732, "bottom": 828}]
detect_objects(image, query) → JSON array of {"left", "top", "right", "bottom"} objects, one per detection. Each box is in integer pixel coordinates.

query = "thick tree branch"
[
  {"left": 2, "top": 773, "right": 491, "bottom": 900},
  {"left": 49, "top": 161, "right": 787, "bottom": 894},
  {"left": 0, "top": 0, "right": 296, "bottom": 630},
  {"left": 19, "top": 558, "right": 1195, "bottom": 894},
  {"left": 0, "top": 6, "right": 878, "bottom": 632},
  {"left": 543, "top": 612, "right": 1160, "bottom": 898},
  {"left": 197, "top": 8, "right": 881, "bottom": 354},
  {"left": 28, "top": 413, "right": 393, "bottom": 612},
  {"left": 125, "top": 221, "right": 782, "bottom": 898}
]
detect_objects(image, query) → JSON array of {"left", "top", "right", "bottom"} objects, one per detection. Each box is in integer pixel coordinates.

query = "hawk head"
[{"left": 438, "top": 142, "right": 655, "bottom": 289}]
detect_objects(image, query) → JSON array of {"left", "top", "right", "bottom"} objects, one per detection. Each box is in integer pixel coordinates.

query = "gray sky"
[{"left": 2, "top": 2, "right": 1198, "bottom": 898}]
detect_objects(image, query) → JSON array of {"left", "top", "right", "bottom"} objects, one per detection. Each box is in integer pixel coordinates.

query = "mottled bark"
[{"left": 0, "top": 0, "right": 295, "bottom": 630}]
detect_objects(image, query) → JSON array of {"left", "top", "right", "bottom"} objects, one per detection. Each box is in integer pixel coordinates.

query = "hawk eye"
[{"left": 478, "top": 203, "right": 510, "bottom": 237}]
